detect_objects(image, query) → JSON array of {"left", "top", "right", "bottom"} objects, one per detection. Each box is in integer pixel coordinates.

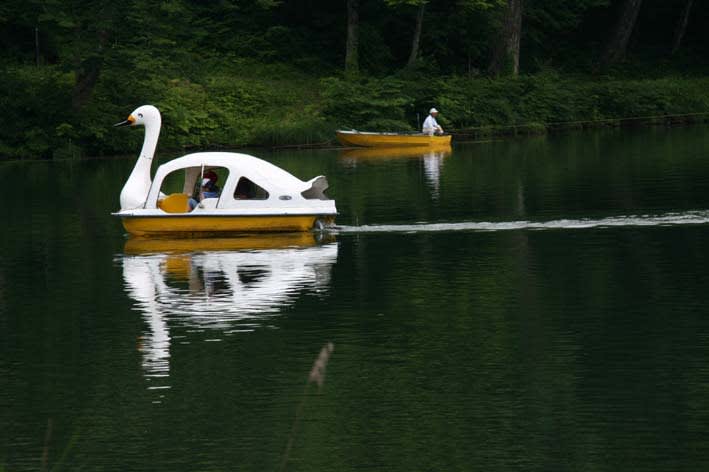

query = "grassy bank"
[{"left": 2, "top": 62, "right": 709, "bottom": 159}]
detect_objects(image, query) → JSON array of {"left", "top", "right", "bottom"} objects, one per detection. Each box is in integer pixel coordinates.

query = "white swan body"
[{"left": 118, "top": 105, "right": 162, "bottom": 210}]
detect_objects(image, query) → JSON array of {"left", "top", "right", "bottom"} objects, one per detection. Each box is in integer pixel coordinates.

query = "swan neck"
[
  {"left": 119, "top": 117, "right": 161, "bottom": 210},
  {"left": 140, "top": 119, "right": 161, "bottom": 161}
]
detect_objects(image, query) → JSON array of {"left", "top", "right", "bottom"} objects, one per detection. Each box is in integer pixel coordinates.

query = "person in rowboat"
[{"left": 422, "top": 108, "right": 444, "bottom": 136}]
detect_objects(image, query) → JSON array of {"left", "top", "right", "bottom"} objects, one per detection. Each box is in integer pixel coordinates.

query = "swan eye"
[{"left": 138, "top": 113, "right": 144, "bottom": 118}]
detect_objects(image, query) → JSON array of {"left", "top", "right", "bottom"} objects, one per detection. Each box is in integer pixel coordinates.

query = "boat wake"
[{"left": 334, "top": 210, "right": 709, "bottom": 234}]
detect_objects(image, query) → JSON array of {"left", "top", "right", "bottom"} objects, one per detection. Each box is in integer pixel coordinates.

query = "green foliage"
[
  {"left": 525, "top": 0, "right": 610, "bottom": 43},
  {"left": 321, "top": 77, "right": 415, "bottom": 131},
  {"left": 383, "top": 0, "right": 427, "bottom": 6},
  {"left": 249, "top": 114, "right": 333, "bottom": 147},
  {"left": 154, "top": 76, "right": 272, "bottom": 148},
  {"left": 0, "top": 65, "right": 73, "bottom": 158},
  {"left": 2, "top": 0, "right": 709, "bottom": 157},
  {"left": 3, "top": 56, "right": 709, "bottom": 159},
  {"left": 434, "top": 74, "right": 709, "bottom": 134}
]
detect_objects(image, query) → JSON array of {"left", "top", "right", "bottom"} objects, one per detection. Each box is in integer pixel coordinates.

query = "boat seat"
[
  {"left": 199, "top": 198, "right": 218, "bottom": 209},
  {"left": 158, "top": 193, "right": 190, "bottom": 213}
]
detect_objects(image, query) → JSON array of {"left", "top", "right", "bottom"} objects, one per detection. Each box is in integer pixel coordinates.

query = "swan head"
[{"left": 114, "top": 105, "right": 161, "bottom": 128}]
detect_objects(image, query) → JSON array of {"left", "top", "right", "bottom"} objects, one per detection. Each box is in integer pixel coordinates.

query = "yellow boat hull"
[
  {"left": 121, "top": 215, "right": 335, "bottom": 237},
  {"left": 336, "top": 131, "right": 451, "bottom": 147}
]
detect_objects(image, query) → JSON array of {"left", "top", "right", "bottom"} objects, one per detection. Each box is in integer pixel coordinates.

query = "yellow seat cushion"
[{"left": 158, "top": 193, "right": 190, "bottom": 213}]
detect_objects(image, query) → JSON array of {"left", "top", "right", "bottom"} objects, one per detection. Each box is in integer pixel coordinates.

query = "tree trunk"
[
  {"left": 406, "top": 2, "right": 425, "bottom": 68},
  {"left": 35, "top": 27, "right": 40, "bottom": 67},
  {"left": 600, "top": 0, "right": 643, "bottom": 66},
  {"left": 488, "top": 0, "right": 524, "bottom": 76},
  {"left": 71, "top": 30, "right": 109, "bottom": 111},
  {"left": 72, "top": 57, "right": 102, "bottom": 111},
  {"left": 671, "top": 0, "right": 693, "bottom": 55},
  {"left": 345, "top": 0, "right": 359, "bottom": 75}
]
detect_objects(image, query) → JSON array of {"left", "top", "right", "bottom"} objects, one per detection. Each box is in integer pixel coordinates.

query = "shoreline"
[{"left": 3, "top": 118, "right": 705, "bottom": 163}]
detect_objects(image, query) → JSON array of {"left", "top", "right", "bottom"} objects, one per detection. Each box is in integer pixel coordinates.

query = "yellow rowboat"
[
  {"left": 336, "top": 130, "right": 452, "bottom": 147},
  {"left": 113, "top": 105, "right": 337, "bottom": 237}
]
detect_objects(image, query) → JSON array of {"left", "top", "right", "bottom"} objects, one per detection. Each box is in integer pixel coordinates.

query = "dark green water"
[{"left": 3, "top": 126, "right": 709, "bottom": 471}]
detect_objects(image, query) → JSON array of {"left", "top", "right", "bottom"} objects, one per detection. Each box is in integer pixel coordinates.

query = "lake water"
[{"left": 3, "top": 126, "right": 709, "bottom": 471}]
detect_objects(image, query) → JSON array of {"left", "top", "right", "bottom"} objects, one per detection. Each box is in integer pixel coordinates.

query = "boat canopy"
[{"left": 144, "top": 152, "right": 330, "bottom": 209}]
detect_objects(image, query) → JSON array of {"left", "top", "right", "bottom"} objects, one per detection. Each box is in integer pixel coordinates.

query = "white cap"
[
  {"left": 429, "top": 108, "right": 438, "bottom": 114},
  {"left": 201, "top": 178, "right": 211, "bottom": 186}
]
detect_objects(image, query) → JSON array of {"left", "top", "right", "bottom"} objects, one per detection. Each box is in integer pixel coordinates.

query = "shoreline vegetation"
[
  {"left": 1, "top": 1, "right": 708, "bottom": 159},
  {"left": 4, "top": 64, "right": 709, "bottom": 159}
]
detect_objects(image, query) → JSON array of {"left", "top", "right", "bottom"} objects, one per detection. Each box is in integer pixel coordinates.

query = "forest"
[{"left": 1, "top": 0, "right": 708, "bottom": 159}]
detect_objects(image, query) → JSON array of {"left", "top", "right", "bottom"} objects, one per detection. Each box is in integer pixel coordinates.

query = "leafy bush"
[
  {"left": 320, "top": 76, "right": 415, "bottom": 131},
  {"left": 433, "top": 74, "right": 709, "bottom": 134},
  {"left": 0, "top": 66, "right": 73, "bottom": 159},
  {"left": 249, "top": 115, "right": 333, "bottom": 147},
  {"left": 4, "top": 60, "right": 709, "bottom": 160}
]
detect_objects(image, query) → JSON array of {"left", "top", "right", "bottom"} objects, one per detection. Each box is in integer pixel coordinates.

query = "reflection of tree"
[
  {"left": 6, "top": 131, "right": 709, "bottom": 470},
  {"left": 333, "top": 129, "right": 709, "bottom": 227},
  {"left": 337, "top": 146, "right": 451, "bottom": 224},
  {"left": 321, "top": 226, "right": 709, "bottom": 470}
]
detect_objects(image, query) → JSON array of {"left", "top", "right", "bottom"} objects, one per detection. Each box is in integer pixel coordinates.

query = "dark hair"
[{"left": 204, "top": 170, "right": 218, "bottom": 182}]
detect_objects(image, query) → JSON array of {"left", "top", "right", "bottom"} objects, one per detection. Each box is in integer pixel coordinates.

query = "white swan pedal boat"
[{"left": 112, "top": 105, "right": 337, "bottom": 236}]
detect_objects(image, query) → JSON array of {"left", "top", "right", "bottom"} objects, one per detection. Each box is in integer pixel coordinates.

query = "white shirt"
[{"left": 422, "top": 114, "right": 441, "bottom": 135}]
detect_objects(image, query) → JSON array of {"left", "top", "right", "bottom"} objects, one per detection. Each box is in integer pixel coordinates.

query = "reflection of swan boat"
[
  {"left": 112, "top": 105, "right": 337, "bottom": 236},
  {"left": 336, "top": 130, "right": 451, "bottom": 147},
  {"left": 124, "top": 232, "right": 330, "bottom": 254},
  {"left": 122, "top": 237, "right": 338, "bottom": 383},
  {"left": 340, "top": 145, "right": 452, "bottom": 160}
]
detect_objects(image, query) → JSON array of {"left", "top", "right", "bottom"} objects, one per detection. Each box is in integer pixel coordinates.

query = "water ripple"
[{"left": 335, "top": 210, "right": 709, "bottom": 233}]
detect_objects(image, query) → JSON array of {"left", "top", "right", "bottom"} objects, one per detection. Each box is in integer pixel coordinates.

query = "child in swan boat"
[{"left": 189, "top": 170, "right": 221, "bottom": 210}]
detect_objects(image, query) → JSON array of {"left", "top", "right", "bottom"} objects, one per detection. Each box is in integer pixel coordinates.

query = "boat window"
[
  {"left": 301, "top": 176, "right": 329, "bottom": 200},
  {"left": 158, "top": 169, "right": 185, "bottom": 195},
  {"left": 157, "top": 166, "right": 228, "bottom": 213},
  {"left": 234, "top": 177, "right": 269, "bottom": 200},
  {"left": 191, "top": 167, "right": 226, "bottom": 201}
]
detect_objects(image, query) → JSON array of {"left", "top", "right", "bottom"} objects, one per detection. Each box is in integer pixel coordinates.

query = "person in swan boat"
[{"left": 189, "top": 170, "right": 221, "bottom": 210}]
